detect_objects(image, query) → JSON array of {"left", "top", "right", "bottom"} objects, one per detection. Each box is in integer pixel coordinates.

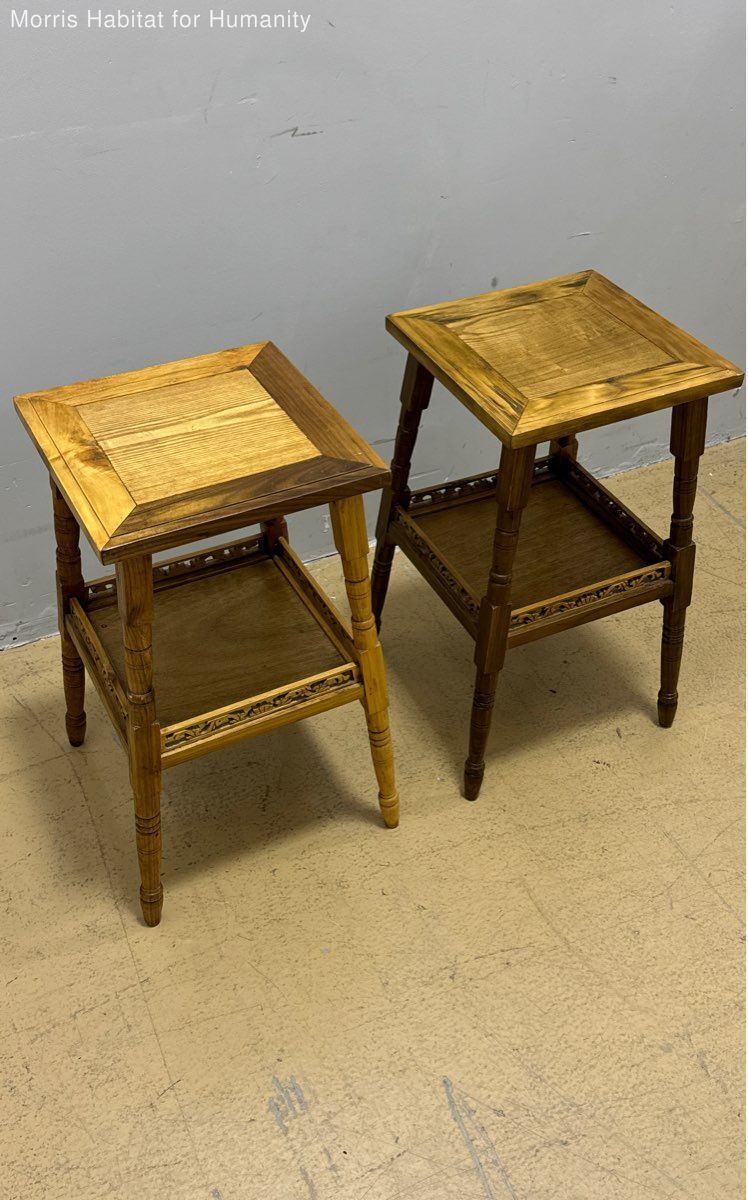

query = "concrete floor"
[{"left": 0, "top": 440, "right": 744, "bottom": 1200}]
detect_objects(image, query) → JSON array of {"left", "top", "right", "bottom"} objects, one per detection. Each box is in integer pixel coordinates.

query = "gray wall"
[{"left": 2, "top": 0, "right": 744, "bottom": 647}]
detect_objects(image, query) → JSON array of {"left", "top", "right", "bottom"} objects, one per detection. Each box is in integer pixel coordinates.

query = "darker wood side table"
[
  {"left": 15, "top": 341, "right": 399, "bottom": 925},
  {"left": 371, "top": 271, "right": 743, "bottom": 800}
]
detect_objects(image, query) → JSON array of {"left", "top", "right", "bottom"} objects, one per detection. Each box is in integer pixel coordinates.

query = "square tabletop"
[
  {"left": 15, "top": 342, "right": 388, "bottom": 563},
  {"left": 387, "top": 271, "right": 743, "bottom": 448}
]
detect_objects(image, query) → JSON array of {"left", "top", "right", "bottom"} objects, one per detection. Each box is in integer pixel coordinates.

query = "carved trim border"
[
  {"left": 510, "top": 565, "right": 669, "bottom": 628},
  {"left": 86, "top": 538, "right": 266, "bottom": 606},
  {"left": 393, "top": 509, "right": 480, "bottom": 617},
  {"left": 163, "top": 666, "right": 360, "bottom": 751},
  {"left": 151, "top": 539, "right": 265, "bottom": 588},
  {"left": 560, "top": 461, "right": 664, "bottom": 560},
  {"left": 67, "top": 603, "right": 128, "bottom": 727},
  {"left": 86, "top": 577, "right": 117, "bottom": 606},
  {"left": 408, "top": 458, "right": 551, "bottom": 513},
  {"left": 409, "top": 473, "right": 498, "bottom": 511},
  {"left": 276, "top": 542, "right": 354, "bottom": 653}
]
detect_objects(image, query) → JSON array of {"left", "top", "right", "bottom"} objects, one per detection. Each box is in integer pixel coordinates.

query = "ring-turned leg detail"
[
  {"left": 331, "top": 495, "right": 400, "bottom": 827},
  {"left": 658, "top": 615, "right": 687, "bottom": 728},
  {"left": 51, "top": 482, "right": 87, "bottom": 746},
  {"left": 371, "top": 354, "right": 433, "bottom": 629},
  {"left": 465, "top": 674, "right": 498, "bottom": 801},
  {"left": 658, "top": 398, "right": 708, "bottom": 728},
  {"left": 464, "top": 444, "right": 536, "bottom": 800},
  {"left": 116, "top": 555, "right": 163, "bottom": 925}
]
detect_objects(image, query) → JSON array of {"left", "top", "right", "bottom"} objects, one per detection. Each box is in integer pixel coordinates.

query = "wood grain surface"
[
  {"left": 387, "top": 271, "right": 743, "bottom": 447},
  {"left": 413, "top": 476, "right": 649, "bottom": 609},
  {"left": 15, "top": 342, "right": 389, "bottom": 563},
  {"left": 89, "top": 557, "right": 347, "bottom": 728}
]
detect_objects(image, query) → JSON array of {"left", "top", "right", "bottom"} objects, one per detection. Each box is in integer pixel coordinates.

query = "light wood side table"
[
  {"left": 372, "top": 271, "right": 743, "bottom": 800},
  {"left": 15, "top": 341, "right": 398, "bottom": 925}
]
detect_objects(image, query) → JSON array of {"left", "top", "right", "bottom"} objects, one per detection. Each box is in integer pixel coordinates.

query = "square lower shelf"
[
  {"left": 66, "top": 536, "right": 362, "bottom": 764},
  {"left": 392, "top": 457, "right": 673, "bottom": 644}
]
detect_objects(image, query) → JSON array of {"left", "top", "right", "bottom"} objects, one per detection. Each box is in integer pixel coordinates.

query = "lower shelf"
[
  {"left": 69, "top": 535, "right": 363, "bottom": 764},
  {"left": 392, "top": 458, "right": 673, "bottom": 643}
]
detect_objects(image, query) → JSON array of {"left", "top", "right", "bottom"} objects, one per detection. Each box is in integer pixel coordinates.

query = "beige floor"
[{"left": 0, "top": 440, "right": 744, "bottom": 1200}]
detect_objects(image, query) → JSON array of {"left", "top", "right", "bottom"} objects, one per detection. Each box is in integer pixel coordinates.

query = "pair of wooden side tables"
[{"left": 15, "top": 272, "right": 742, "bottom": 924}]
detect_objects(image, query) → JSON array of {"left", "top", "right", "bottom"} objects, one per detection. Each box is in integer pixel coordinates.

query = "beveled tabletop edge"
[
  {"left": 385, "top": 315, "right": 522, "bottom": 444},
  {"left": 13, "top": 340, "right": 391, "bottom": 564},
  {"left": 509, "top": 364, "right": 744, "bottom": 447},
  {"left": 387, "top": 270, "right": 593, "bottom": 324},
  {"left": 97, "top": 458, "right": 390, "bottom": 564},
  {"left": 13, "top": 342, "right": 269, "bottom": 407},
  {"left": 583, "top": 272, "right": 739, "bottom": 375},
  {"left": 14, "top": 396, "right": 117, "bottom": 556},
  {"left": 386, "top": 270, "right": 744, "bottom": 448}
]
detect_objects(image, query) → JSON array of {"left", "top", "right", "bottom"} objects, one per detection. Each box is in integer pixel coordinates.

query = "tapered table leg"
[
  {"left": 371, "top": 354, "right": 433, "bottom": 628},
  {"left": 464, "top": 444, "right": 536, "bottom": 800},
  {"left": 658, "top": 397, "right": 708, "bottom": 727},
  {"left": 331, "top": 495, "right": 400, "bottom": 827},
  {"left": 116, "top": 555, "right": 163, "bottom": 926},
  {"left": 51, "top": 482, "right": 87, "bottom": 746}
]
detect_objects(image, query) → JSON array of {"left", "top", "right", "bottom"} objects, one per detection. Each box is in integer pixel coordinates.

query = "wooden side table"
[
  {"left": 15, "top": 342, "right": 399, "bottom": 925},
  {"left": 372, "top": 271, "right": 743, "bottom": 800}
]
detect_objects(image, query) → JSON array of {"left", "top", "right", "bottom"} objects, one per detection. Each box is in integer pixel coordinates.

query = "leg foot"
[
  {"left": 139, "top": 883, "right": 164, "bottom": 926},
  {"left": 62, "top": 651, "right": 86, "bottom": 745},
  {"left": 368, "top": 720, "right": 400, "bottom": 827},
  {"left": 464, "top": 671, "right": 497, "bottom": 802},
  {"left": 657, "top": 696, "right": 678, "bottom": 728},
  {"left": 463, "top": 760, "right": 485, "bottom": 801},
  {"left": 657, "top": 606, "right": 684, "bottom": 727},
  {"left": 367, "top": 710, "right": 401, "bottom": 825},
  {"left": 65, "top": 710, "right": 87, "bottom": 746},
  {"left": 369, "top": 721, "right": 400, "bottom": 828},
  {"left": 379, "top": 788, "right": 400, "bottom": 829},
  {"left": 135, "top": 808, "right": 163, "bottom": 926}
]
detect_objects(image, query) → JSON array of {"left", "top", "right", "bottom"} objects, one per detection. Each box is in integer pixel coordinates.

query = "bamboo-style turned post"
[
  {"left": 658, "top": 397, "right": 708, "bottom": 727},
  {"left": 116, "top": 555, "right": 163, "bottom": 926},
  {"left": 371, "top": 354, "right": 433, "bottom": 627},
  {"left": 331, "top": 494, "right": 400, "bottom": 828},
  {"left": 464, "top": 444, "right": 536, "bottom": 801},
  {"left": 51, "top": 482, "right": 87, "bottom": 746}
]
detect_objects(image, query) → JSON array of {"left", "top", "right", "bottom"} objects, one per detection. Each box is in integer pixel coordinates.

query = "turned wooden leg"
[
  {"left": 331, "top": 494, "right": 400, "bottom": 828},
  {"left": 658, "top": 398, "right": 708, "bottom": 728},
  {"left": 371, "top": 354, "right": 433, "bottom": 629},
  {"left": 51, "top": 482, "right": 87, "bottom": 746},
  {"left": 260, "top": 516, "right": 288, "bottom": 554},
  {"left": 116, "top": 555, "right": 163, "bottom": 926},
  {"left": 464, "top": 444, "right": 536, "bottom": 801}
]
